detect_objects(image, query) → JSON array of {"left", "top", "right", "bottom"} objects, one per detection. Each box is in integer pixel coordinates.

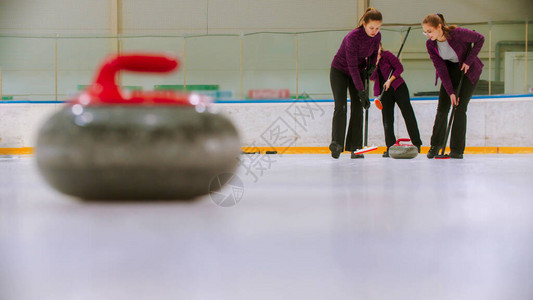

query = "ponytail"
[
  {"left": 357, "top": 7, "right": 382, "bottom": 28},
  {"left": 422, "top": 13, "right": 457, "bottom": 39}
]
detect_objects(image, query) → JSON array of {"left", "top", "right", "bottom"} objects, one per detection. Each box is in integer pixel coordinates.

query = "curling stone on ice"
[
  {"left": 389, "top": 138, "right": 418, "bottom": 159},
  {"left": 35, "top": 54, "right": 241, "bottom": 200}
]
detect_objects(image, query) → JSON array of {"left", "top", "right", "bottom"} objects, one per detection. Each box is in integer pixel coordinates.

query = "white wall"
[
  {"left": 371, "top": 0, "right": 533, "bottom": 24},
  {"left": 0, "top": 0, "right": 110, "bottom": 35},
  {"left": 121, "top": 0, "right": 358, "bottom": 35},
  {"left": 2, "top": 96, "right": 532, "bottom": 149},
  {"left": 0, "top": 0, "right": 359, "bottom": 35},
  {"left": 2, "top": 0, "right": 530, "bottom": 35},
  {"left": 222, "top": 97, "right": 533, "bottom": 148}
]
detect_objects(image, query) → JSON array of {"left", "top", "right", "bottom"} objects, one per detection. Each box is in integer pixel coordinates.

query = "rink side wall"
[{"left": 1, "top": 95, "right": 532, "bottom": 154}]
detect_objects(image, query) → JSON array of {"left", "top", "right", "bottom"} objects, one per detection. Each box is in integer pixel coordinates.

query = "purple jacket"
[
  {"left": 332, "top": 27, "right": 381, "bottom": 91},
  {"left": 370, "top": 50, "right": 405, "bottom": 97},
  {"left": 426, "top": 27, "right": 485, "bottom": 96}
]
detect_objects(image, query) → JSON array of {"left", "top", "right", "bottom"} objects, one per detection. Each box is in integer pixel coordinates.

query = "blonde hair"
[{"left": 422, "top": 13, "right": 457, "bottom": 40}]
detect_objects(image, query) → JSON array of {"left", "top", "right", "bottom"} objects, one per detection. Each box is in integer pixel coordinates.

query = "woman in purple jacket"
[
  {"left": 422, "top": 14, "right": 485, "bottom": 159},
  {"left": 371, "top": 43, "right": 422, "bottom": 157},
  {"left": 329, "top": 7, "right": 382, "bottom": 159}
]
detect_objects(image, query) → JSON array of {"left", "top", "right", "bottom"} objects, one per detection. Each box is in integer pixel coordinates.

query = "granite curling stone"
[
  {"left": 35, "top": 54, "right": 241, "bottom": 200},
  {"left": 388, "top": 138, "right": 418, "bottom": 159}
]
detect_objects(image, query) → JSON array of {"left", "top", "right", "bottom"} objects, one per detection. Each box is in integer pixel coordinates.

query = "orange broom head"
[{"left": 374, "top": 98, "right": 382, "bottom": 110}]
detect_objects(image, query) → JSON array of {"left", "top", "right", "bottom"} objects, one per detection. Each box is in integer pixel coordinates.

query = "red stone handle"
[
  {"left": 394, "top": 138, "right": 413, "bottom": 146},
  {"left": 88, "top": 54, "right": 179, "bottom": 103}
]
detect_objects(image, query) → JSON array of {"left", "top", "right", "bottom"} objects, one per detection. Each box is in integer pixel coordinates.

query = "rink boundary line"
[
  {"left": 0, "top": 147, "right": 34, "bottom": 155},
  {"left": 2, "top": 147, "right": 533, "bottom": 155},
  {"left": 1, "top": 94, "right": 532, "bottom": 105},
  {"left": 256, "top": 147, "right": 533, "bottom": 154}
]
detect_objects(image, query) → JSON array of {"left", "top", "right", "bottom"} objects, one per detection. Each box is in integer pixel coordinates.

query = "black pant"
[
  {"left": 430, "top": 61, "right": 477, "bottom": 154},
  {"left": 330, "top": 67, "right": 364, "bottom": 151},
  {"left": 381, "top": 82, "right": 422, "bottom": 148}
]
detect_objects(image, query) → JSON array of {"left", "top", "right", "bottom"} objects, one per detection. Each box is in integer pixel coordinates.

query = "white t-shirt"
[{"left": 437, "top": 40, "right": 459, "bottom": 63}]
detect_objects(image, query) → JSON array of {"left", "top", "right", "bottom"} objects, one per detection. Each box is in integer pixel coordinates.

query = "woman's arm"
[
  {"left": 456, "top": 27, "right": 485, "bottom": 68},
  {"left": 345, "top": 33, "right": 364, "bottom": 90}
]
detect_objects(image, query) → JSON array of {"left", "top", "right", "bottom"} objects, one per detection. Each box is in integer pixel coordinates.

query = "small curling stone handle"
[
  {"left": 91, "top": 54, "right": 179, "bottom": 102},
  {"left": 394, "top": 138, "right": 412, "bottom": 146}
]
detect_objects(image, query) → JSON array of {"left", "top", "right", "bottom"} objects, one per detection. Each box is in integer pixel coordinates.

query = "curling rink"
[{"left": 2, "top": 153, "right": 533, "bottom": 299}]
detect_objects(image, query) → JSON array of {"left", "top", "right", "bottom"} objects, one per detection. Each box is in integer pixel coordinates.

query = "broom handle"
[
  {"left": 364, "top": 75, "right": 369, "bottom": 147},
  {"left": 384, "top": 27, "right": 412, "bottom": 84}
]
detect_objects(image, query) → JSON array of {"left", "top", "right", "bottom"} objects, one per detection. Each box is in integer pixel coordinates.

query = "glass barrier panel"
[
  {"left": 243, "top": 33, "right": 296, "bottom": 100},
  {"left": 529, "top": 19, "right": 533, "bottom": 94},
  {"left": 491, "top": 21, "right": 527, "bottom": 94},
  {"left": 120, "top": 36, "right": 185, "bottom": 93},
  {"left": 57, "top": 37, "right": 115, "bottom": 101},
  {"left": 1, "top": 21, "right": 531, "bottom": 102},
  {"left": 185, "top": 35, "right": 241, "bottom": 100},
  {"left": 297, "top": 30, "right": 347, "bottom": 99},
  {"left": 0, "top": 37, "right": 55, "bottom": 101}
]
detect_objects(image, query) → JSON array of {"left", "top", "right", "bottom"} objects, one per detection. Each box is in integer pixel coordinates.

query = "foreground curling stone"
[
  {"left": 36, "top": 54, "right": 240, "bottom": 200},
  {"left": 389, "top": 138, "right": 418, "bottom": 159}
]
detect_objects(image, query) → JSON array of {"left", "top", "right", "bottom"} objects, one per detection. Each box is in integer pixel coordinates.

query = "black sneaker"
[
  {"left": 416, "top": 145, "right": 421, "bottom": 153},
  {"left": 351, "top": 152, "right": 364, "bottom": 159},
  {"left": 449, "top": 152, "right": 463, "bottom": 159},
  {"left": 427, "top": 146, "right": 440, "bottom": 159},
  {"left": 382, "top": 151, "right": 389, "bottom": 158},
  {"left": 329, "top": 142, "right": 343, "bottom": 159}
]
